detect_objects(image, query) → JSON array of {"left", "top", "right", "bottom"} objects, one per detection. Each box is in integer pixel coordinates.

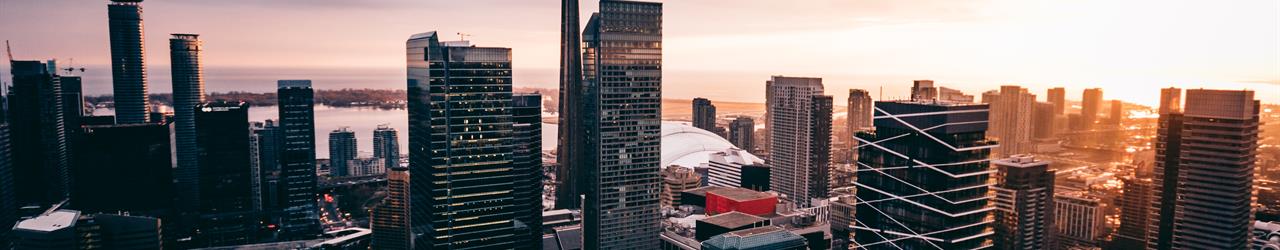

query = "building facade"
[
  {"left": 765, "top": 76, "right": 830, "bottom": 207},
  {"left": 693, "top": 97, "right": 717, "bottom": 132},
  {"left": 371, "top": 167, "right": 412, "bottom": 249},
  {"left": 1080, "top": 88, "right": 1103, "bottom": 130},
  {"left": 170, "top": 33, "right": 206, "bottom": 214},
  {"left": 328, "top": 127, "right": 356, "bottom": 177},
  {"left": 988, "top": 85, "right": 1036, "bottom": 156},
  {"left": 194, "top": 101, "right": 257, "bottom": 246},
  {"left": 991, "top": 155, "right": 1054, "bottom": 250},
  {"left": 728, "top": 117, "right": 754, "bottom": 152},
  {"left": 512, "top": 93, "right": 544, "bottom": 249},
  {"left": 7, "top": 60, "right": 69, "bottom": 207},
  {"left": 1054, "top": 192, "right": 1104, "bottom": 249},
  {"left": 556, "top": 0, "right": 586, "bottom": 211},
  {"left": 277, "top": 80, "right": 319, "bottom": 238},
  {"left": 107, "top": 0, "right": 150, "bottom": 124},
  {"left": 373, "top": 125, "right": 399, "bottom": 169},
  {"left": 1047, "top": 87, "right": 1066, "bottom": 115}
]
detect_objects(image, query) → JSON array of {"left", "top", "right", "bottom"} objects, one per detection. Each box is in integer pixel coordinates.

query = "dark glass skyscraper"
[
  {"left": 328, "top": 127, "right": 356, "bottom": 177},
  {"left": 556, "top": 0, "right": 585, "bottom": 210},
  {"left": 407, "top": 31, "right": 515, "bottom": 249},
  {"left": 7, "top": 60, "right": 69, "bottom": 207},
  {"left": 58, "top": 75, "right": 83, "bottom": 169},
  {"left": 373, "top": 125, "right": 399, "bottom": 169},
  {"left": 72, "top": 123, "right": 175, "bottom": 214},
  {"left": 0, "top": 101, "right": 14, "bottom": 249},
  {"left": 581, "top": 1, "right": 664, "bottom": 248},
  {"left": 512, "top": 93, "right": 543, "bottom": 249},
  {"left": 693, "top": 97, "right": 717, "bottom": 131},
  {"left": 107, "top": 0, "right": 150, "bottom": 124},
  {"left": 277, "top": 80, "right": 319, "bottom": 238},
  {"left": 194, "top": 101, "right": 256, "bottom": 246},
  {"left": 171, "top": 33, "right": 205, "bottom": 213},
  {"left": 853, "top": 101, "right": 995, "bottom": 249}
]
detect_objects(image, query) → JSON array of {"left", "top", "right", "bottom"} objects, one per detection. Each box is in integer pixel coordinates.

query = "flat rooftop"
[
  {"left": 14, "top": 210, "right": 79, "bottom": 232},
  {"left": 701, "top": 212, "right": 766, "bottom": 229},
  {"left": 708, "top": 188, "right": 774, "bottom": 201}
]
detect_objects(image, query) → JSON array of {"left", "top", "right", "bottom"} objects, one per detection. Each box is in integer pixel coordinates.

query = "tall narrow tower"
[
  {"left": 765, "top": 76, "right": 830, "bottom": 207},
  {"left": 277, "top": 80, "right": 319, "bottom": 238},
  {"left": 170, "top": 33, "right": 205, "bottom": 213},
  {"left": 107, "top": 0, "right": 150, "bottom": 124},
  {"left": 555, "top": 0, "right": 585, "bottom": 210}
]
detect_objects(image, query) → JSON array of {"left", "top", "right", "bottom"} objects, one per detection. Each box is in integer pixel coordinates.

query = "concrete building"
[
  {"left": 938, "top": 86, "right": 975, "bottom": 103},
  {"left": 910, "top": 80, "right": 937, "bottom": 101},
  {"left": 328, "top": 127, "right": 356, "bottom": 177},
  {"left": 1054, "top": 191, "right": 1104, "bottom": 249},
  {"left": 1047, "top": 87, "right": 1066, "bottom": 115},
  {"left": 988, "top": 85, "right": 1036, "bottom": 156},
  {"left": 107, "top": 0, "right": 150, "bottom": 123},
  {"left": 371, "top": 167, "right": 411, "bottom": 249},
  {"left": 1033, "top": 102, "right": 1056, "bottom": 140},
  {"left": 1080, "top": 88, "right": 1103, "bottom": 130},
  {"left": 693, "top": 98, "right": 718, "bottom": 133},
  {"left": 766, "top": 76, "right": 832, "bottom": 207},
  {"left": 1111, "top": 176, "right": 1153, "bottom": 249},
  {"left": 662, "top": 166, "right": 702, "bottom": 208},
  {"left": 727, "top": 117, "right": 755, "bottom": 152},
  {"left": 372, "top": 125, "right": 399, "bottom": 169},
  {"left": 992, "top": 155, "right": 1055, "bottom": 250}
]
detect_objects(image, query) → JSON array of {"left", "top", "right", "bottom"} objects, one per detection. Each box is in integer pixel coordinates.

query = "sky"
[{"left": 1, "top": 0, "right": 1277, "bottom": 107}]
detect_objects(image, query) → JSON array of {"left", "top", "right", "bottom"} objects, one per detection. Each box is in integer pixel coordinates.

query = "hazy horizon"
[{"left": 2, "top": 0, "right": 1277, "bottom": 107}]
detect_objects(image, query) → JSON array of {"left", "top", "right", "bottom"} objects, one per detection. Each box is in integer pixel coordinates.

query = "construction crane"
[{"left": 5, "top": 40, "right": 12, "bottom": 62}]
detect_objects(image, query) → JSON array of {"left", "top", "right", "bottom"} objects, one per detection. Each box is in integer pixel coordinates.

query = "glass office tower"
[
  {"left": 511, "top": 93, "right": 543, "bottom": 249},
  {"left": 406, "top": 31, "right": 515, "bottom": 249},
  {"left": 7, "top": 60, "right": 69, "bottom": 207},
  {"left": 194, "top": 101, "right": 256, "bottom": 245},
  {"left": 277, "top": 80, "right": 319, "bottom": 238}
]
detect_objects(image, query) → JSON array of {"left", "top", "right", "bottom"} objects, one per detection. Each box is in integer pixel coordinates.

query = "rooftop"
[
  {"left": 701, "top": 212, "right": 767, "bottom": 229},
  {"left": 993, "top": 154, "right": 1049, "bottom": 168},
  {"left": 14, "top": 210, "right": 79, "bottom": 232},
  {"left": 707, "top": 187, "right": 774, "bottom": 202}
]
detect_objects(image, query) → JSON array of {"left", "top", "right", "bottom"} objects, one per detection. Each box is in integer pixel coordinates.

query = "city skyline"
[{"left": 1, "top": 0, "right": 1277, "bottom": 107}]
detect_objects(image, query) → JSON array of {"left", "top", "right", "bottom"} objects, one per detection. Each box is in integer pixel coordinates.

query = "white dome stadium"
[{"left": 661, "top": 122, "right": 762, "bottom": 168}]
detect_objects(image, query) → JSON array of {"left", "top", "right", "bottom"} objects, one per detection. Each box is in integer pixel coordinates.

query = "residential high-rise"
[
  {"left": 991, "top": 155, "right": 1055, "bottom": 250},
  {"left": 1112, "top": 175, "right": 1153, "bottom": 249},
  {"left": 854, "top": 101, "right": 995, "bottom": 249},
  {"left": 989, "top": 85, "right": 1036, "bottom": 156},
  {"left": 194, "top": 101, "right": 256, "bottom": 246},
  {"left": 580, "top": 1, "right": 665, "bottom": 248},
  {"left": 328, "top": 127, "right": 356, "bottom": 177},
  {"left": 251, "top": 120, "right": 281, "bottom": 210},
  {"left": 371, "top": 167, "right": 411, "bottom": 249},
  {"left": 555, "top": 0, "right": 586, "bottom": 210},
  {"left": 1158, "top": 87, "right": 1182, "bottom": 115},
  {"left": 705, "top": 148, "right": 765, "bottom": 188},
  {"left": 1047, "top": 87, "right": 1066, "bottom": 115},
  {"left": 1033, "top": 102, "right": 1055, "bottom": 140},
  {"left": 1147, "top": 89, "right": 1259, "bottom": 250},
  {"left": 107, "top": 0, "right": 149, "bottom": 124},
  {"left": 1109, "top": 99, "right": 1123, "bottom": 125},
  {"left": 847, "top": 89, "right": 872, "bottom": 133},
  {"left": 171, "top": 33, "right": 206, "bottom": 214},
  {"left": 937, "top": 87, "right": 974, "bottom": 103},
  {"left": 728, "top": 117, "right": 755, "bottom": 152},
  {"left": 910, "top": 80, "right": 937, "bottom": 101},
  {"left": 276, "top": 79, "right": 319, "bottom": 238},
  {"left": 7, "top": 60, "right": 69, "bottom": 207},
  {"left": 511, "top": 93, "right": 543, "bottom": 249},
  {"left": 372, "top": 125, "right": 399, "bottom": 169},
  {"left": 58, "top": 75, "right": 82, "bottom": 172},
  {"left": 72, "top": 123, "right": 174, "bottom": 214},
  {"left": 407, "top": 32, "right": 515, "bottom": 248},
  {"left": 1054, "top": 192, "right": 1104, "bottom": 249},
  {"left": 766, "top": 76, "right": 830, "bottom": 207},
  {"left": 1080, "top": 88, "right": 1103, "bottom": 130},
  {"left": 693, "top": 97, "right": 717, "bottom": 132},
  {"left": 809, "top": 95, "right": 833, "bottom": 198}
]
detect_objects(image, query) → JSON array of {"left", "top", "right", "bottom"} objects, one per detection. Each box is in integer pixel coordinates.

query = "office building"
[
  {"left": 988, "top": 85, "right": 1036, "bottom": 156},
  {"left": 512, "top": 93, "right": 544, "bottom": 249},
  {"left": 373, "top": 125, "right": 399, "bottom": 168},
  {"left": 328, "top": 127, "right": 356, "bottom": 177},
  {"left": 407, "top": 32, "right": 515, "bottom": 248},
  {"left": 766, "top": 76, "right": 831, "bottom": 207},
  {"left": 701, "top": 226, "right": 808, "bottom": 250},
  {"left": 938, "top": 86, "right": 974, "bottom": 103},
  {"left": 11, "top": 210, "right": 163, "bottom": 249},
  {"left": 1080, "top": 88, "right": 1102, "bottom": 130},
  {"left": 580, "top": 1, "right": 665, "bottom": 248},
  {"left": 705, "top": 148, "right": 765, "bottom": 188},
  {"left": 194, "top": 101, "right": 257, "bottom": 246},
  {"left": 991, "top": 155, "right": 1054, "bottom": 250},
  {"left": 1047, "top": 87, "right": 1066, "bottom": 115},
  {"left": 107, "top": 0, "right": 150, "bottom": 123},
  {"left": 556, "top": 0, "right": 586, "bottom": 211},
  {"left": 72, "top": 123, "right": 174, "bottom": 214},
  {"left": 58, "top": 75, "right": 83, "bottom": 170},
  {"left": 1147, "top": 89, "right": 1260, "bottom": 250},
  {"left": 693, "top": 97, "right": 717, "bottom": 133},
  {"left": 741, "top": 164, "right": 769, "bottom": 192},
  {"left": 854, "top": 101, "right": 995, "bottom": 249},
  {"left": 1111, "top": 176, "right": 1153, "bottom": 249},
  {"left": 371, "top": 167, "right": 411, "bottom": 250},
  {"left": 7, "top": 60, "right": 69, "bottom": 207},
  {"left": 1110, "top": 99, "right": 1123, "bottom": 125},
  {"left": 251, "top": 120, "right": 281, "bottom": 212},
  {"left": 1054, "top": 192, "right": 1104, "bottom": 249},
  {"left": 728, "top": 117, "right": 754, "bottom": 152},
  {"left": 170, "top": 33, "right": 206, "bottom": 214},
  {"left": 910, "top": 80, "right": 937, "bottom": 101},
  {"left": 277, "top": 79, "right": 319, "bottom": 238},
  {"left": 847, "top": 89, "right": 872, "bottom": 133},
  {"left": 1033, "top": 102, "right": 1056, "bottom": 140},
  {"left": 662, "top": 166, "right": 702, "bottom": 208}
]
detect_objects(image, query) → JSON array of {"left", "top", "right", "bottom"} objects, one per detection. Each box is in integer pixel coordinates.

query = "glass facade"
[
  {"left": 194, "top": 101, "right": 256, "bottom": 246},
  {"left": 407, "top": 32, "right": 515, "bottom": 249},
  {"left": 511, "top": 93, "right": 543, "bottom": 249},
  {"left": 170, "top": 33, "right": 206, "bottom": 214},
  {"left": 107, "top": 0, "right": 150, "bottom": 124},
  {"left": 7, "top": 60, "right": 69, "bottom": 207},
  {"left": 277, "top": 80, "right": 319, "bottom": 238}
]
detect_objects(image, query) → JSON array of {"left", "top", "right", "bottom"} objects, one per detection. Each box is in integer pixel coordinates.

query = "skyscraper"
[
  {"left": 1054, "top": 192, "right": 1104, "bottom": 249},
  {"left": 728, "top": 117, "right": 755, "bottom": 152},
  {"left": 1112, "top": 175, "right": 1153, "bottom": 249},
  {"left": 372, "top": 125, "right": 399, "bottom": 169},
  {"left": 328, "top": 127, "right": 356, "bottom": 177},
  {"left": 1033, "top": 102, "right": 1055, "bottom": 140},
  {"left": 847, "top": 89, "right": 872, "bottom": 133},
  {"left": 1080, "top": 88, "right": 1103, "bottom": 130},
  {"left": 989, "top": 85, "right": 1036, "bottom": 156},
  {"left": 765, "top": 76, "right": 830, "bottom": 207},
  {"left": 1109, "top": 99, "right": 1123, "bottom": 125},
  {"left": 194, "top": 101, "right": 256, "bottom": 246},
  {"left": 58, "top": 75, "right": 83, "bottom": 172},
  {"left": 251, "top": 120, "right": 281, "bottom": 212},
  {"left": 171, "top": 33, "right": 206, "bottom": 214},
  {"left": 1147, "top": 89, "right": 1259, "bottom": 250},
  {"left": 1047, "top": 87, "right": 1066, "bottom": 115},
  {"left": 910, "top": 80, "right": 937, "bottom": 101},
  {"left": 0, "top": 99, "right": 15, "bottom": 249},
  {"left": 556, "top": 0, "right": 586, "bottom": 210},
  {"left": 407, "top": 32, "right": 515, "bottom": 248},
  {"left": 853, "top": 101, "right": 995, "bottom": 249},
  {"left": 581, "top": 1, "right": 664, "bottom": 248},
  {"left": 7, "top": 60, "right": 69, "bottom": 207},
  {"left": 1158, "top": 87, "right": 1181, "bottom": 115},
  {"left": 371, "top": 167, "right": 411, "bottom": 249},
  {"left": 72, "top": 123, "right": 174, "bottom": 214},
  {"left": 511, "top": 93, "right": 543, "bottom": 249},
  {"left": 276, "top": 80, "right": 319, "bottom": 238},
  {"left": 693, "top": 97, "right": 717, "bottom": 132},
  {"left": 107, "top": 0, "right": 150, "bottom": 124},
  {"left": 991, "top": 155, "right": 1054, "bottom": 250}
]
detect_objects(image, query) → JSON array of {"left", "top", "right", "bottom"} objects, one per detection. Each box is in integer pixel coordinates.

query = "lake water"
[{"left": 94, "top": 105, "right": 559, "bottom": 158}]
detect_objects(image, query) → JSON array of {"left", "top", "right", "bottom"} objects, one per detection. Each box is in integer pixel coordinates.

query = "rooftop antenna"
[{"left": 456, "top": 32, "right": 472, "bottom": 41}]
